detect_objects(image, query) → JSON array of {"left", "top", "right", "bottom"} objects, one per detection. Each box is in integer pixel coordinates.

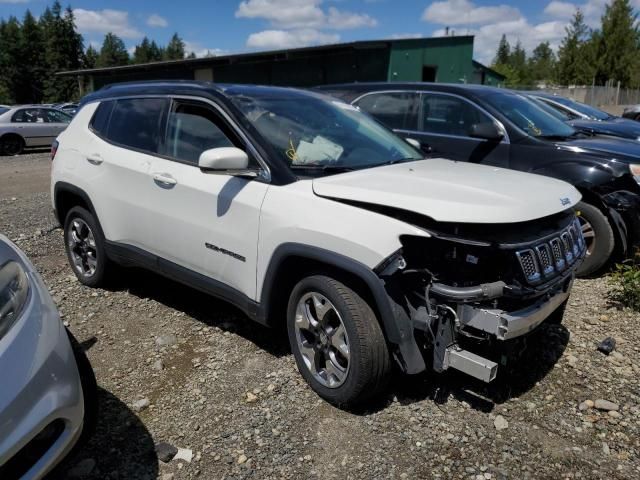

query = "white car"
[
  {"left": 0, "top": 105, "right": 72, "bottom": 155},
  {"left": 51, "top": 82, "right": 586, "bottom": 406}
]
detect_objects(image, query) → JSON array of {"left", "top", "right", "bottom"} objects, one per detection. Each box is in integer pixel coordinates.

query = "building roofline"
[
  {"left": 57, "top": 35, "right": 475, "bottom": 76},
  {"left": 471, "top": 60, "right": 506, "bottom": 80}
]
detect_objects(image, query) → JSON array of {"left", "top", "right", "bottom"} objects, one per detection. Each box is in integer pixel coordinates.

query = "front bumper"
[
  {"left": 603, "top": 190, "right": 640, "bottom": 253},
  {"left": 0, "top": 238, "right": 84, "bottom": 480}
]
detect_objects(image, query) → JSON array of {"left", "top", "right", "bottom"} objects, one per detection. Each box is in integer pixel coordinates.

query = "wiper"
[{"left": 290, "top": 164, "right": 355, "bottom": 173}]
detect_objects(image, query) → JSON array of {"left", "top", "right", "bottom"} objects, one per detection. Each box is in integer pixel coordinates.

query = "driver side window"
[{"left": 421, "top": 94, "right": 491, "bottom": 137}]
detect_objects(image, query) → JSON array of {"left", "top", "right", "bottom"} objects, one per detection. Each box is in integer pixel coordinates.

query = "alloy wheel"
[
  {"left": 578, "top": 216, "right": 596, "bottom": 257},
  {"left": 67, "top": 218, "right": 98, "bottom": 277},
  {"left": 1, "top": 138, "right": 22, "bottom": 156},
  {"left": 294, "top": 292, "right": 350, "bottom": 388}
]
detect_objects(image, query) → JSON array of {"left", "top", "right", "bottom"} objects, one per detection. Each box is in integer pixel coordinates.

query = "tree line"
[
  {"left": 0, "top": 1, "right": 193, "bottom": 104},
  {"left": 491, "top": 0, "right": 640, "bottom": 88}
]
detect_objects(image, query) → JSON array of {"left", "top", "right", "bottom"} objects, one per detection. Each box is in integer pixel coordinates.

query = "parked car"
[
  {"left": 317, "top": 82, "right": 640, "bottom": 276},
  {"left": 52, "top": 81, "right": 585, "bottom": 406},
  {"left": 622, "top": 104, "right": 640, "bottom": 121},
  {"left": 525, "top": 92, "right": 640, "bottom": 141},
  {"left": 0, "top": 105, "right": 72, "bottom": 155},
  {"left": 53, "top": 103, "right": 79, "bottom": 116},
  {"left": 0, "top": 234, "right": 96, "bottom": 479}
]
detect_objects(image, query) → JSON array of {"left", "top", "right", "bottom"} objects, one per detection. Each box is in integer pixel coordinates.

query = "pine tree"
[
  {"left": 557, "top": 9, "right": 593, "bottom": 85},
  {"left": 149, "top": 40, "right": 163, "bottom": 61},
  {"left": 84, "top": 45, "right": 98, "bottom": 69},
  {"left": 494, "top": 34, "right": 511, "bottom": 66},
  {"left": 164, "top": 33, "right": 185, "bottom": 60},
  {"left": 529, "top": 42, "right": 556, "bottom": 84},
  {"left": 0, "top": 17, "right": 21, "bottom": 104},
  {"left": 598, "top": 0, "right": 639, "bottom": 87},
  {"left": 18, "top": 10, "right": 46, "bottom": 103},
  {"left": 97, "top": 33, "right": 130, "bottom": 67},
  {"left": 133, "top": 37, "right": 163, "bottom": 64}
]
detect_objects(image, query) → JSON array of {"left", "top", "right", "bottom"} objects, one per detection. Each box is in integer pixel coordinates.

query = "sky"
[{"left": 0, "top": 0, "right": 637, "bottom": 64}]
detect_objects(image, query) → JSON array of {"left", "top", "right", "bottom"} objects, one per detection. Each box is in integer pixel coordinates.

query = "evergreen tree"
[
  {"left": 494, "top": 34, "right": 511, "bottom": 65},
  {"left": 84, "top": 45, "right": 98, "bottom": 69},
  {"left": 598, "top": 0, "right": 639, "bottom": 87},
  {"left": 18, "top": 10, "right": 46, "bottom": 103},
  {"left": 509, "top": 41, "right": 530, "bottom": 85},
  {"left": 149, "top": 40, "right": 164, "bottom": 61},
  {"left": 557, "top": 9, "right": 593, "bottom": 85},
  {"left": 529, "top": 42, "right": 556, "bottom": 84},
  {"left": 97, "top": 33, "right": 129, "bottom": 67},
  {"left": 0, "top": 17, "right": 21, "bottom": 104},
  {"left": 164, "top": 33, "right": 185, "bottom": 60},
  {"left": 133, "top": 37, "right": 163, "bottom": 64}
]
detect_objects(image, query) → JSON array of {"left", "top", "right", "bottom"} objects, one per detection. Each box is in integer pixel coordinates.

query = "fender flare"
[
  {"left": 259, "top": 243, "right": 425, "bottom": 373},
  {"left": 53, "top": 182, "right": 99, "bottom": 225}
]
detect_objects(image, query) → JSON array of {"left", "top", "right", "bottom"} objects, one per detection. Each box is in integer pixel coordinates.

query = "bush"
[{"left": 608, "top": 252, "right": 640, "bottom": 311}]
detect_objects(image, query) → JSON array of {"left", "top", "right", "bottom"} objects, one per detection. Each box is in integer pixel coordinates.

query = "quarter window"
[
  {"left": 421, "top": 94, "right": 492, "bottom": 137},
  {"left": 354, "top": 92, "right": 419, "bottom": 131},
  {"left": 90, "top": 100, "right": 115, "bottom": 136},
  {"left": 106, "top": 98, "right": 168, "bottom": 153},
  {"left": 163, "top": 102, "right": 235, "bottom": 165}
]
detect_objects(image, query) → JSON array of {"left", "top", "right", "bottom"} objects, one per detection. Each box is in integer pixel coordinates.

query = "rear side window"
[
  {"left": 45, "top": 109, "right": 72, "bottom": 123},
  {"left": 90, "top": 101, "right": 115, "bottom": 136},
  {"left": 354, "top": 92, "right": 419, "bottom": 131},
  {"left": 104, "top": 98, "right": 168, "bottom": 154},
  {"left": 162, "top": 102, "right": 235, "bottom": 165}
]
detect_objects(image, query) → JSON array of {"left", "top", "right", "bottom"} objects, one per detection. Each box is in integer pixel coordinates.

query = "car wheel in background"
[
  {"left": 63, "top": 206, "right": 112, "bottom": 287},
  {"left": 287, "top": 275, "right": 391, "bottom": 407},
  {"left": 575, "top": 201, "right": 615, "bottom": 277},
  {"left": 0, "top": 134, "right": 24, "bottom": 156}
]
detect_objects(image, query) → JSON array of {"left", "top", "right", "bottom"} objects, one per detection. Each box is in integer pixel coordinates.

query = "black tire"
[
  {"left": 63, "top": 206, "right": 112, "bottom": 287},
  {"left": 575, "top": 201, "right": 615, "bottom": 277},
  {"left": 287, "top": 275, "right": 391, "bottom": 407},
  {"left": 0, "top": 134, "right": 24, "bottom": 156}
]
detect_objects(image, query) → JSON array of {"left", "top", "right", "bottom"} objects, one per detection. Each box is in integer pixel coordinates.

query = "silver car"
[
  {"left": 0, "top": 105, "right": 72, "bottom": 156},
  {"left": 0, "top": 235, "right": 94, "bottom": 479}
]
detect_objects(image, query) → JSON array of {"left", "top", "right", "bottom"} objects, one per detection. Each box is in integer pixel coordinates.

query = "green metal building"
[{"left": 59, "top": 36, "right": 504, "bottom": 93}]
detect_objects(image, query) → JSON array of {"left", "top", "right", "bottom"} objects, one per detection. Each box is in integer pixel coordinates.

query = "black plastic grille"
[{"left": 516, "top": 219, "right": 586, "bottom": 285}]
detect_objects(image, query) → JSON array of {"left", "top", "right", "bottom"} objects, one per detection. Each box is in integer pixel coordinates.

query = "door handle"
[
  {"left": 86, "top": 153, "right": 103, "bottom": 165},
  {"left": 152, "top": 172, "right": 177, "bottom": 187}
]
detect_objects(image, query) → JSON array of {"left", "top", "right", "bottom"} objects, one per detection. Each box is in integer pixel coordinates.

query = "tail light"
[{"left": 51, "top": 140, "right": 59, "bottom": 161}]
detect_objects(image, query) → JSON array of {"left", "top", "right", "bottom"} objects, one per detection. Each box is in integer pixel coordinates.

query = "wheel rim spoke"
[
  {"left": 67, "top": 217, "right": 98, "bottom": 277},
  {"left": 294, "top": 292, "right": 350, "bottom": 389}
]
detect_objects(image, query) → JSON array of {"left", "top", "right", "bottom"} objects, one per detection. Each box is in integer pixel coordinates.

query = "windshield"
[
  {"left": 487, "top": 92, "right": 576, "bottom": 138},
  {"left": 547, "top": 96, "right": 610, "bottom": 120},
  {"left": 0, "top": 107, "right": 8, "bottom": 116},
  {"left": 231, "top": 94, "right": 423, "bottom": 174},
  {"left": 529, "top": 97, "right": 572, "bottom": 121}
]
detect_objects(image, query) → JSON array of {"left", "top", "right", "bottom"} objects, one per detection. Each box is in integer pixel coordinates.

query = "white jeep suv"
[{"left": 51, "top": 82, "right": 586, "bottom": 406}]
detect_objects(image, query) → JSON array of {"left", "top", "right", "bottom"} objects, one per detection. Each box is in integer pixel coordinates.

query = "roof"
[
  {"left": 57, "top": 36, "right": 475, "bottom": 77},
  {"left": 471, "top": 60, "right": 506, "bottom": 80}
]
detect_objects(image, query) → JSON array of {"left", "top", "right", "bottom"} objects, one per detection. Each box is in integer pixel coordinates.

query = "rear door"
[
  {"left": 144, "top": 97, "right": 269, "bottom": 299},
  {"left": 415, "top": 92, "right": 509, "bottom": 166},
  {"left": 83, "top": 97, "right": 169, "bottom": 252},
  {"left": 11, "top": 108, "right": 52, "bottom": 147}
]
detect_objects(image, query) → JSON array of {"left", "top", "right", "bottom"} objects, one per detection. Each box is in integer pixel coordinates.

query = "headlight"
[
  {"left": 630, "top": 164, "right": 640, "bottom": 184},
  {"left": 0, "top": 260, "right": 30, "bottom": 339}
]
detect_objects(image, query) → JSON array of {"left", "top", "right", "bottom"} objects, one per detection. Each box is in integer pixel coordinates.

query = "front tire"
[
  {"left": 287, "top": 275, "right": 391, "bottom": 407},
  {"left": 64, "top": 206, "right": 111, "bottom": 287},
  {"left": 575, "top": 201, "right": 615, "bottom": 277}
]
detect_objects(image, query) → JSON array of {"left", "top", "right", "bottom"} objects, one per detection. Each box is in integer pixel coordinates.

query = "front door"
[{"left": 145, "top": 98, "right": 269, "bottom": 299}]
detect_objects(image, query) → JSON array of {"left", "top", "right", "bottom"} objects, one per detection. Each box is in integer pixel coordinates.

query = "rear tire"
[
  {"left": 64, "top": 206, "right": 112, "bottom": 287},
  {"left": 0, "top": 134, "right": 24, "bottom": 156},
  {"left": 287, "top": 275, "right": 391, "bottom": 407},
  {"left": 575, "top": 201, "right": 615, "bottom": 277}
]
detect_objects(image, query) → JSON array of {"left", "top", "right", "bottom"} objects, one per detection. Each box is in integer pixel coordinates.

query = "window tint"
[
  {"left": 12, "top": 108, "right": 45, "bottom": 123},
  {"left": 106, "top": 98, "right": 168, "bottom": 153},
  {"left": 45, "top": 109, "right": 72, "bottom": 123},
  {"left": 355, "top": 92, "right": 419, "bottom": 131},
  {"left": 422, "top": 94, "right": 492, "bottom": 137},
  {"left": 90, "top": 100, "right": 115, "bottom": 136},
  {"left": 163, "top": 102, "right": 234, "bottom": 165}
]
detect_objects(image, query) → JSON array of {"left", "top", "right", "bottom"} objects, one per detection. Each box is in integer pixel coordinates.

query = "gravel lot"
[{"left": 1, "top": 152, "right": 639, "bottom": 480}]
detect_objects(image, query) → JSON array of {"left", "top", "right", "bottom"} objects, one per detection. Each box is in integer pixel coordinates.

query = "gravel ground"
[{"left": 1, "top": 152, "right": 639, "bottom": 480}]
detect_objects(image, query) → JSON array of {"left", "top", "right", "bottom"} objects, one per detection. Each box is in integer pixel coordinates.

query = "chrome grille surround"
[{"left": 516, "top": 220, "right": 586, "bottom": 285}]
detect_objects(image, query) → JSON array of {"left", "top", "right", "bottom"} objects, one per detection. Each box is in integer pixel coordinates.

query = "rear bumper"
[{"left": 0, "top": 239, "right": 84, "bottom": 480}]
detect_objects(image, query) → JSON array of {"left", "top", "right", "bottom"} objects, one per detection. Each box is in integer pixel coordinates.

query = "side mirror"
[
  {"left": 405, "top": 137, "right": 433, "bottom": 154},
  {"left": 469, "top": 122, "right": 504, "bottom": 141},
  {"left": 198, "top": 147, "right": 254, "bottom": 176}
]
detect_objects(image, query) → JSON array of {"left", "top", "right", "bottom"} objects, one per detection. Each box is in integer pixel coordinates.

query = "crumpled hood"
[
  {"left": 312, "top": 158, "right": 581, "bottom": 224},
  {"left": 569, "top": 117, "right": 640, "bottom": 140}
]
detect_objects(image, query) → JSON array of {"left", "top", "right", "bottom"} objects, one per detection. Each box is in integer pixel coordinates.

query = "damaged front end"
[{"left": 376, "top": 209, "right": 586, "bottom": 382}]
